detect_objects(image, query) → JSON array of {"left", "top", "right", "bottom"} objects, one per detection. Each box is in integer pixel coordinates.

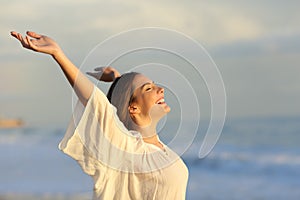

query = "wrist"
[{"left": 52, "top": 48, "right": 64, "bottom": 60}]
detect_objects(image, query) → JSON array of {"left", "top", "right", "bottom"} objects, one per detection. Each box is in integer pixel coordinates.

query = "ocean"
[{"left": 0, "top": 116, "right": 299, "bottom": 200}]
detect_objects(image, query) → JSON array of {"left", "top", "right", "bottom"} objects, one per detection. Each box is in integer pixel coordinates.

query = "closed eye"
[{"left": 141, "top": 81, "right": 154, "bottom": 92}]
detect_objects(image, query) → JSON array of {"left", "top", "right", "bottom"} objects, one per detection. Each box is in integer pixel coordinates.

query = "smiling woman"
[{"left": 11, "top": 31, "right": 189, "bottom": 200}]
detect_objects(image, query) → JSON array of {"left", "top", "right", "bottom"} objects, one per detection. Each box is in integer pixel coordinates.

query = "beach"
[{"left": 0, "top": 116, "right": 300, "bottom": 200}]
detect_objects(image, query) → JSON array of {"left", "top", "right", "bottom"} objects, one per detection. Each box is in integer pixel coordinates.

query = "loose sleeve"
[{"left": 58, "top": 85, "right": 144, "bottom": 175}]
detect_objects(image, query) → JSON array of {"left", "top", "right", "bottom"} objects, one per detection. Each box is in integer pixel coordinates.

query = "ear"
[{"left": 128, "top": 104, "right": 140, "bottom": 114}]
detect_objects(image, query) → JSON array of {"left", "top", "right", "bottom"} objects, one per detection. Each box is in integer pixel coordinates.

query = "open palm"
[{"left": 11, "top": 31, "right": 61, "bottom": 56}]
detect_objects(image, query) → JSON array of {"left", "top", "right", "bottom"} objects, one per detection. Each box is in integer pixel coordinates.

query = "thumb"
[{"left": 26, "top": 31, "right": 42, "bottom": 39}]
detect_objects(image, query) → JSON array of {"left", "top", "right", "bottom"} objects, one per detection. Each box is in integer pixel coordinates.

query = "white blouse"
[{"left": 59, "top": 86, "right": 189, "bottom": 200}]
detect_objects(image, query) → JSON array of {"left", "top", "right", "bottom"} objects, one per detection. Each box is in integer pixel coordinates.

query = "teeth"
[{"left": 157, "top": 99, "right": 165, "bottom": 104}]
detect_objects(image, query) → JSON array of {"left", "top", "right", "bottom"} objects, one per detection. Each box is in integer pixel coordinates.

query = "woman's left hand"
[{"left": 87, "top": 66, "right": 121, "bottom": 82}]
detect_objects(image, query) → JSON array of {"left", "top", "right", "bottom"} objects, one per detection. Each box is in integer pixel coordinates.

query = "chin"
[
  {"left": 164, "top": 105, "right": 171, "bottom": 113},
  {"left": 149, "top": 104, "right": 170, "bottom": 120}
]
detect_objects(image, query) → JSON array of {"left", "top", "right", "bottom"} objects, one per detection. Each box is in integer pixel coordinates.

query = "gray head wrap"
[{"left": 107, "top": 72, "right": 140, "bottom": 129}]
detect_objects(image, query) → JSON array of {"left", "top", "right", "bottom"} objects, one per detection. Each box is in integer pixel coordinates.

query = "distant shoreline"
[
  {"left": 0, "top": 193, "right": 90, "bottom": 200},
  {"left": 0, "top": 118, "right": 24, "bottom": 128}
]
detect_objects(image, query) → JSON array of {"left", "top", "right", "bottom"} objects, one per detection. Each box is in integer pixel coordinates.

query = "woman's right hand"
[
  {"left": 11, "top": 30, "right": 94, "bottom": 105},
  {"left": 10, "top": 31, "right": 62, "bottom": 56}
]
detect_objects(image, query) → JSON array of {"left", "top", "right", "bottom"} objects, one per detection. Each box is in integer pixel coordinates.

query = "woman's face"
[{"left": 130, "top": 74, "right": 170, "bottom": 119}]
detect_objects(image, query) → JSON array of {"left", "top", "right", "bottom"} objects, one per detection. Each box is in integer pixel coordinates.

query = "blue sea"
[{"left": 0, "top": 116, "right": 299, "bottom": 200}]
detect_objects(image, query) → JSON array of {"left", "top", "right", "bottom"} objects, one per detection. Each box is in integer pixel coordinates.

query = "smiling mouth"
[{"left": 156, "top": 98, "right": 165, "bottom": 104}]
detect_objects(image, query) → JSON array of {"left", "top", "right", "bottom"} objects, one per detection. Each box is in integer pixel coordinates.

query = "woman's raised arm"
[{"left": 10, "top": 31, "right": 93, "bottom": 105}]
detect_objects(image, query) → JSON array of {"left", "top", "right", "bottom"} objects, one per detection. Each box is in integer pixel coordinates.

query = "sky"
[{"left": 1, "top": 0, "right": 300, "bottom": 127}]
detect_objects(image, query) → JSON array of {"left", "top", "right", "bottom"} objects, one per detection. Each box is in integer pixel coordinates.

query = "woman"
[{"left": 11, "top": 31, "right": 189, "bottom": 200}]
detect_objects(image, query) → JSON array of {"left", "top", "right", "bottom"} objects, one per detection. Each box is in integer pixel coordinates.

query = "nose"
[{"left": 157, "top": 86, "right": 164, "bottom": 94}]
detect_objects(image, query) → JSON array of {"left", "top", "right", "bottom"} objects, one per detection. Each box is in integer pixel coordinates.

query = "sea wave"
[
  {"left": 183, "top": 145, "right": 300, "bottom": 178},
  {"left": 1, "top": 117, "right": 300, "bottom": 199}
]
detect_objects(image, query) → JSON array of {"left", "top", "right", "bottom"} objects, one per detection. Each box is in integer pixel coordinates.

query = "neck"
[
  {"left": 128, "top": 119, "right": 164, "bottom": 150},
  {"left": 128, "top": 112, "right": 161, "bottom": 138},
  {"left": 142, "top": 134, "right": 159, "bottom": 143},
  {"left": 130, "top": 119, "right": 158, "bottom": 138}
]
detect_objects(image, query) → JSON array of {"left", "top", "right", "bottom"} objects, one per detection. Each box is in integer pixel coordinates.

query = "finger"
[
  {"left": 18, "top": 33, "right": 25, "bottom": 42},
  {"left": 10, "top": 31, "right": 31, "bottom": 49},
  {"left": 18, "top": 34, "right": 29, "bottom": 48},
  {"left": 94, "top": 66, "right": 107, "bottom": 71},
  {"left": 10, "top": 31, "right": 18, "bottom": 38},
  {"left": 10, "top": 32, "right": 22, "bottom": 41},
  {"left": 25, "top": 36, "right": 38, "bottom": 51},
  {"left": 114, "top": 71, "right": 121, "bottom": 78},
  {"left": 26, "top": 31, "right": 42, "bottom": 39},
  {"left": 86, "top": 72, "right": 95, "bottom": 76},
  {"left": 86, "top": 72, "right": 100, "bottom": 77}
]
